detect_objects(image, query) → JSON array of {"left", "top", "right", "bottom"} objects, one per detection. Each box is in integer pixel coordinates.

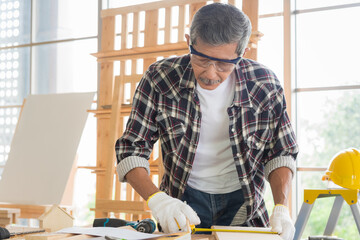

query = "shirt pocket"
[
  {"left": 155, "top": 111, "right": 186, "bottom": 151},
  {"left": 246, "top": 129, "right": 272, "bottom": 150},
  {"left": 243, "top": 127, "right": 273, "bottom": 175}
]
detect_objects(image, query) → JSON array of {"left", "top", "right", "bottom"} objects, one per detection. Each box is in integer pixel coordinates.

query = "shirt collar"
[
  {"left": 179, "top": 55, "right": 196, "bottom": 90},
  {"left": 232, "top": 62, "right": 253, "bottom": 109}
]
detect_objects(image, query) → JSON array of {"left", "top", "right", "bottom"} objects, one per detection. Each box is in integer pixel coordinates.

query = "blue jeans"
[{"left": 181, "top": 185, "right": 244, "bottom": 233}]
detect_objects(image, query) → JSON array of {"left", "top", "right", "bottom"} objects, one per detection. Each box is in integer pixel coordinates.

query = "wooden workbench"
[{"left": 8, "top": 228, "right": 214, "bottom": 240}]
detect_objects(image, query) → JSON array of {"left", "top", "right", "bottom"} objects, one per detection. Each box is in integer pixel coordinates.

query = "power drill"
[{"left": 93, "top": 218, "right": 156, "bottom": 233}]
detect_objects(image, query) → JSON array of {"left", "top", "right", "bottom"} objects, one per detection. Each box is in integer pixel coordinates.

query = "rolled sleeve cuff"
[
  {"left": 116, "top": 156, "right": 150, "bottom": 182},
  {"left": 264, "top": 155, "right": 296, "bottom": 181}
]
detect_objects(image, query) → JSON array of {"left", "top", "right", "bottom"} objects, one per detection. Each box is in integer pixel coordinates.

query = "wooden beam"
[
  {"left": 189, "top": 2, "right": 206, "bottom": 23},
  {"left": 178, "top": 5, "right": 186, "bottom": 42},
  {"left": 101, "top": 0, "right": 207, "bottom": 17},
  {"left": 144, "top": 9, "right": 159, "bottom": 70},
  {"left": 102, "top": 71, "right": 125, "bottom": 201},
  {"left": 0, "top": 204, "right": 47, "bottom": 219},
  {"left": 96, "top": 15, "right": 116, "bottom": 218},
  {"left": 242, "top": 0, "right": 259, "bottom": 61},
  {"left": 95, "top": 199, "right": 149, "bottom": 214},
  {"left": 284, "top": 0, "right": 292, "bottom": 119},
  {"left": 92, "top": 42, "right": 187, "bottom": 59},
  {"left": 164, "top": 7, "right": 172, "bottom": 44}
]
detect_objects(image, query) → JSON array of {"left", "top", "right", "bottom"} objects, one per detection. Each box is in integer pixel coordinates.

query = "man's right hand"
[{"left": 147, "top": 191, "right": 201, "bottom": 233}]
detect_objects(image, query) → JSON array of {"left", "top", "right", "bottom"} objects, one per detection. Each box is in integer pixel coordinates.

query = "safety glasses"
[{"left": 189, "top": 45, "right": 241, "bottom": 72}]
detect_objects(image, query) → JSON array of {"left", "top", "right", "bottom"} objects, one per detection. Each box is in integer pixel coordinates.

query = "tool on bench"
[
  {"left": 159, "top": 220, "right": 278, "bottom": 235},
  {"left": 190, "top": 225, "right": 278, "bottom": 234},
  {"left": 93, "top": 218, "right": 156, "bottom": 233},
  {"left": 0, "top": 226, "right": 46, "bottom": 239},
  {"left": 0, "top": 227, "right": 10, "bottom": 240}
]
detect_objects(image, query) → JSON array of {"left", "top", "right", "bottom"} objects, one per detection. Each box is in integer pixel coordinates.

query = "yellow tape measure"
[{"left": 190, "top": 225, "right": 278, "bottom": 235}]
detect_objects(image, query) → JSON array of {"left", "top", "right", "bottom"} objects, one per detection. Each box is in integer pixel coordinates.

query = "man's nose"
[{"left": 203, "top": 62, "right": 218, "bottom": 78}]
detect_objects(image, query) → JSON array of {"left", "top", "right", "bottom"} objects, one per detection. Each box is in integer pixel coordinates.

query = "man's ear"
[
  {"left": 243, "top": 47, "right": 250, "bottom": 57},
  {"left": 185, "top": 34, "right": 190, "bottom": 46}
]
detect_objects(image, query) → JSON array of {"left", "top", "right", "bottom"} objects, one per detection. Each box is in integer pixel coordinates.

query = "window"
[
  {"left": 258, "top": 2, "right": 360, "bottom": 239},
  {"left": 0, "top": 0, "right": 99, "bottom": 226},
  {"left": 294, "top": 2, "right": 360, "bottom": 239}
]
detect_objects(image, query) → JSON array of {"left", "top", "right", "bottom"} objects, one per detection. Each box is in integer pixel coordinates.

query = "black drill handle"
[
  {"left": 0, "top": 227, "right": 10, "bottom": 240},
  {"left": 93, "top": 218, "right": 128, "bottom": 228}
]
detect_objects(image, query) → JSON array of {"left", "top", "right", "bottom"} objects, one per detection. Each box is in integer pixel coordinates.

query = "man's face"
[{"left": 186, "top": 35, "right": 239, "bottom": 90}]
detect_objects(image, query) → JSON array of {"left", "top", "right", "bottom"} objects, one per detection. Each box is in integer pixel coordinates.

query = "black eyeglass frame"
[{"left": 189, "top": 45, "right": 242, "bottom": 64}]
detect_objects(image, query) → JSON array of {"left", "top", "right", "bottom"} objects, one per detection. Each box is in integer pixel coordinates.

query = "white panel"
[{"left": 0, "top": 92, "right": 95, "bottom": 205}]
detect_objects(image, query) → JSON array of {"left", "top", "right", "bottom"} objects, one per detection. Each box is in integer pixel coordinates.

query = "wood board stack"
[{"left": 0, "top": 208, "right": 20, "bottom": 227}]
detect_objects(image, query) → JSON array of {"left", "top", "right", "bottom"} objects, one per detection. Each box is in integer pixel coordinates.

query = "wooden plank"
[
  {"left": 130, "top": 62, "right": 138, "bottom": 103},
  {"left": 0, "top": 218, "right": 11, "bottom": 225},
  {"left": 0, "top": 204, "right": 46, "bottom": 219},
  {"left": 145, "top": 10, "right": 158, "bottom": 47},
  {"left": 98, "top": 15, "right": 115, "bottom": 105},
  {"left": 100, "top": 16, "right": 115, "bottom": 52},
  {"left": 98, "top": 15, "right": 115, "bottom": 103},
  {"left": 114, "top": 173, "right": 121, "bottom": 203},
  {"left": 88, "top": 105, "right": 131, "bottom": 115},
  {"left": 95, "top": 64, "right": 114, "bottom": 218},
  {"left": 25, "top": 233, "right": 93, "bottom": 240},
  {"left": 102, "top": 66, "right": 125, "bottom": 201},
  {"left": 189, "top": 2, "right": 206, "bottom": 23},
  {"left": 144, "top": 9, "right": 159, "bottom": 70},
  {"left": 63, "top": 234, "right": 94, "bottom": 240},
  {"left": 164, "top": 7, "right": 172, "bottom": 44},
  {"left": 97, "top": 49, "right": 189, "bottom": 63},
  {"left": 96, "top": 16, "right": 116, "bottom": 215},
  {"left": 121, "top": 14, "right": 128, "bottom": 49},
  {"left": 283, "top": 0, "right": 293, "bottom": 216},
  {"left": 96, "top": 15, "right": 117, "bottom": 219},
  {"left": 125, "top": 184, "right": 134, "bottom": 220},
  {"left": 95, "top": 199, "right": 148, "bottom": 214},
  {"left": 242, "top": 0, "right": 259, "bottom": 61},
  {"left": 0, "top": 213, "right": 11, "bottom": 217},
  {"left": 283, "top": 0, "right": 292, "bottom": 119},
  {"left": 101, "top": 0, "right": 207, "bottom": 17},
  {"left": 25, "top": 233, "right": 74, "bottom": 240},
  {"left": 92, "top": 42, "right": 187, "bottom": 59},
  {"left": 178, "top": 5, "right": 186, "bottom": 42},
  {"left": 0, "top": 208, "right": 20, "bottom": 214},
  {"left": 132, "top": 12, "right": 140, "bottom": 48}
]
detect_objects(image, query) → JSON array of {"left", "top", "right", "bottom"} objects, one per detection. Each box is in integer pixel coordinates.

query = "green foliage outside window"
[{"left": 299, "top": 91, "right": 360, "bottom": 240}]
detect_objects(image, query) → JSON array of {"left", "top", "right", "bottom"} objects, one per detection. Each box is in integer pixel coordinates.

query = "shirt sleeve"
[
  {"left": 115, "top": 69, "right": 160, "bottom": 182},
  {"left": 264, "top": 91, "right": 299, "bottom": 181}
]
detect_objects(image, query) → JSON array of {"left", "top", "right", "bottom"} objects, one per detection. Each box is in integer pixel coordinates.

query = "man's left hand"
[{"left": 269, "top": 204, "right": 295, "bottom": 240}]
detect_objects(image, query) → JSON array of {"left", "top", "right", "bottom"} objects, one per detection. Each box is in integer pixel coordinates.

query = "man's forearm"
[
  {"left": 125, "top": 167, "right": 160, "bottom": 200},
  {"left": 268, "top": 167, "right": 292, "bottom": 205}
]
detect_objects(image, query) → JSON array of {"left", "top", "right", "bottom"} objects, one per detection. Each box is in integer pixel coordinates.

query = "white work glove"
[
  {"left": 147, "top": 191, "right": 200, "bottom": 233},
  {"left": 270, "top": 204, "right": 295, "bottom": 240}
]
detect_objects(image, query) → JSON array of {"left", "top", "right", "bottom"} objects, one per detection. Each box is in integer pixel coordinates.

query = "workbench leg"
[
  {"left": 323, "top": 196, "right": 344, "bottom": 235},
  {"left": 350, "top": 201, "right": 360, "bottom": 235},
  {"left": 294, "top": 202, "right": 314, "bottom": 240}
]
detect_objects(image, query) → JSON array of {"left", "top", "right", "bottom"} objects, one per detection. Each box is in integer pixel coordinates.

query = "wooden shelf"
[{"left": 92, "top": 42, "right": 189, "bottom": 62}]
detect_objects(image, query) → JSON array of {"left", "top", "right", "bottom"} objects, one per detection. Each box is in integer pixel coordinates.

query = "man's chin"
[{"left": 198, "top": 81, "right": 221, "bottom": 90}]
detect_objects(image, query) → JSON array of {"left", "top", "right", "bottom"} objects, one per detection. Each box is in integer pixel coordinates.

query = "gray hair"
[{"left": 189, "top": 3, "right": 252, "bottom": 56}]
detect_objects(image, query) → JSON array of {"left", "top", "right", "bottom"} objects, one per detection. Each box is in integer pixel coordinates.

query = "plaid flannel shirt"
[{"left": 115, "top": 54, "right": 298, "bottom": 227}]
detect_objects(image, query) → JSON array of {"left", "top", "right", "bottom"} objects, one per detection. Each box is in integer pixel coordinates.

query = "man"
[{"left": 115, "top": 3, "right": 298, "bottom": 240}]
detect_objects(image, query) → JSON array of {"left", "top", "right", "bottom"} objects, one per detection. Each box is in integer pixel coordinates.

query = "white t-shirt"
[{"left": 187, "top": 72, "right": 241, "bottom": 194}]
